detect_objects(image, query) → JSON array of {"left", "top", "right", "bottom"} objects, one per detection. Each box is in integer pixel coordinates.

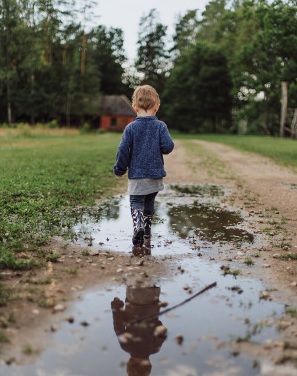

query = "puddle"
[
  {"left": 168, "top": 202, "right": 254, "bottom": 243},
  {"left": 1, "top": 264, "right": 288, "bottom": 376},
  {"left": 1, "top": 184, "right": 296, "bottom": 375},
  {"left": 284, "top": 182, "right": 297, "bottom": 190},
  {"left": 70, "top": 184, "right": 257, "bottom": 256}
]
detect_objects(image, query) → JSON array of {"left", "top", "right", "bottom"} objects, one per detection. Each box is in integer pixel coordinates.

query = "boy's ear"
[{"left": 132, "top": 104, "right": 138, "bottom": 112}]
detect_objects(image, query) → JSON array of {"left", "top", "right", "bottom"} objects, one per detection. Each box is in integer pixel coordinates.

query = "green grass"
[
  {"left": 278, "top": 253, "right": 297, "bottom": 261},
  {"left": 285, "top": 307, "right": 297, "bottom": 319},
  {"left": 172, "top": 133, "right": 297, "bottom": 168},
  {"left": 0, "top": 129, "right": 122, "bottom": 270},
  {"left": 23, "top": 344, "right": 33, "bottom": 355},
  {"left": 0, "top": 331, "right": 10, "bottom": 343},
  {"left": 243, "top": 257, "right": 255, "bottom": 266},
  {"left": 0, "top": 283, "right": 11, "bottom": 306}
]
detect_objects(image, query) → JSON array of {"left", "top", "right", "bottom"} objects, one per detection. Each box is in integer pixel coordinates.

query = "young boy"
[{"left": 114, "top": 85, "right": 174, "bottom": 252}]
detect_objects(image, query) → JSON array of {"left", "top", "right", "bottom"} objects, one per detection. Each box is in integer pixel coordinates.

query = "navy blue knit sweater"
[{"left": 114, "top": 116, "right": 174, "bottom": 179}]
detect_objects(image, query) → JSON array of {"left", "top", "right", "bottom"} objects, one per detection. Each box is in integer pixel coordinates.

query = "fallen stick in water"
[{"left": 130, "top": 281, "right": 217, "bottom": 324}]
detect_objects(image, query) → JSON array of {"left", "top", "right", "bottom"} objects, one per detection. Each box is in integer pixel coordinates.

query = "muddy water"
[
  {"left": 71, "top": 184, "right": 256, "bottom": 257},
  {"left": 2, "top": 185, "right": 294, "bottom": 375}
]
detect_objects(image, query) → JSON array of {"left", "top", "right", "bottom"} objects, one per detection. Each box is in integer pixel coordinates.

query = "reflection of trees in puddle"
[
  {"left": 168, "top": 203, "right": 254, "bottom": 244},
  {"left": 91, "top": 199, "right": 121, "bottom": 221},
  {"left": 74, "top": 199, "right": 121, "bottom": 225},
  {"left": 170, "top": 184, "right": 225, "bottom": 197},
  {"left": 111, "top": 285, "right": 167, "bottom": 376},
  {"left": 100, "top": 199, "right": 121, "bottom": 221}
]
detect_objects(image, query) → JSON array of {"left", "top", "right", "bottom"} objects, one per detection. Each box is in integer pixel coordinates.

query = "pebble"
[
  {"left": 50, "top": 324, "right": 58, "bottom": 332},
  {"left": 278, "top": 320, "right": 292, "bottom": 329},
  {"left": 66, "top": 316, "right": 75, "bottom": 323},
  {"left": 263, "top": 264, "right": 271, "bottom": 268},
  {"left": 264, "top": 340, "right": 284, "bottom": 349},
  {"left": 290, "top": 281, "right": 297, "bottom": 287},
  {"left": 89, "top": 250, "right": 100, "bottom": 256},
  {"left": 5, "top": 357, "right": 15, "bottom": 365},
  {"left": 175, "top": 335, "right": 184, "bottom": 345},
  {"left": 154, "top": 325, "right": 167, "bottom": 337},
  {"left": 260, "top": 291, "right": 271, "bottom": 300},
  {"left": 52, "top": 304, "right": 66, "bottom": 313},
  {"left": 118, "top": 332, "right": 133, "bottom": 343}
]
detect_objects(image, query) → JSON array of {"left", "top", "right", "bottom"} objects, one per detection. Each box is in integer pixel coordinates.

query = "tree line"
[{"left": 0, "top": 0, "right": 296, "bottom": 134}]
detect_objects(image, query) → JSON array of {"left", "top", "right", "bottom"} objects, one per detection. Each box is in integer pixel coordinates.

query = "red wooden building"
[{"left": 100, "top": 95, "right": 136, "bottom": 131}]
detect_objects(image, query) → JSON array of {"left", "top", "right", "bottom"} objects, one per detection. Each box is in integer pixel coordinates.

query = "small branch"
[{"left": 130, "top": 281, "right": 217, "bottom": 324}]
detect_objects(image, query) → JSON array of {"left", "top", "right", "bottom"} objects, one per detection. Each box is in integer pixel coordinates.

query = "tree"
[
  {"left": 171, "top": 10, "right": 199, "bottom": 59},
  {"left": 163, "top": 43, "right": 232, "bottom": 133},
  {"left": 172, "top": 0, "right": 297, "bottom": 135},
  {"left": 0, "top": 0, "right": 25, "bottom": 123},
  {"left": 135, "top": 8, "right": 169, "bottom": 94},
  {"left": 233, "top": 0, "right": 297, "bottom": 134},
  {"left": 0, "top": 0, "right": 130, "bottom": 124},
  {"left": 90, "top": 26, "right": 128, "bottom": 95},
  {"left": 197, "top": 0, "right": 228, "bottom": 43}
]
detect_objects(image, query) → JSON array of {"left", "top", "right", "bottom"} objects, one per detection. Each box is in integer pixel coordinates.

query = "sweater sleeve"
[
  {"left": 160, "top": 122, "right": 174, "bottom": 155},
  {"left": 113, "top": 125, "right": 132, "bottom": 176}
]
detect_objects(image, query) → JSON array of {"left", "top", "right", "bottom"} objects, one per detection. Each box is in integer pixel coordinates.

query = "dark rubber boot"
[
  {"left": 131, "top": 209, "right": 144, "bottom": 246},
  {"left": 143, "top": 214, "right": 153, "bottom": 249}
]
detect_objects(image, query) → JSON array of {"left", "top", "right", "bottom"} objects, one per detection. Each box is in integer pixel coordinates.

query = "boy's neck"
[{"left": 136, "top": 109, "right": 156, "bottom": 117}]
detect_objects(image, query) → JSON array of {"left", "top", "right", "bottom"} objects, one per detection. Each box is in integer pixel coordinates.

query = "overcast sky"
[{"left": 96, "top": 0, "right": 210, "bottom": 61}]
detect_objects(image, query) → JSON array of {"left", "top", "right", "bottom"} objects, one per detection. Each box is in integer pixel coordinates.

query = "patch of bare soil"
[{"left": 0, "top": 138, "right": 296, "bottom": 369}]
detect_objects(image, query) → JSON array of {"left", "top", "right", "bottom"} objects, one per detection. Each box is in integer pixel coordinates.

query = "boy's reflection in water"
[{"left": 111, "top": 284, "right": 167, "bottom": 376}]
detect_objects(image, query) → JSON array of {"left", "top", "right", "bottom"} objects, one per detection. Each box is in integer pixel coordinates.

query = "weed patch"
[
  {"left": 221, "top": 265, "right": 241, "bottom": 277},
  {"left": 285, "top": 307, "right": 297, "bottom": 319},
  {"left": 0, "top": 331, "right": 10, "bottom": 343},
  {"left": 278, "top": 253, "right": 297, "bottom": 261},
  {"left": 0, "top": 284, "right": 11, "bottom": 306},
  {"left": 243, "top": 257, "right": 255, "bottom": 266}
]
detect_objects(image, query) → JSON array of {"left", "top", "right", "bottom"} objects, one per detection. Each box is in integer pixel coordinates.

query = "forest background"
[{"left": 0, "top": 0, "right": 296, "bottom": 135}]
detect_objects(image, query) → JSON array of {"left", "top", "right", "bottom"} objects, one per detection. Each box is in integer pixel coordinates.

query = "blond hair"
[{"left": 132, "top": 85, "right": 160, "bottom": 112}]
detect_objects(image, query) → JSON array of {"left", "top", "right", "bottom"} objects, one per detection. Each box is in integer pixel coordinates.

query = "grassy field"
[
  {"left": 0, "top": 128, "right": 122, "bottom": 270},
  {"left": 173, "top": 133, "right": 297, "bottom": 168}
]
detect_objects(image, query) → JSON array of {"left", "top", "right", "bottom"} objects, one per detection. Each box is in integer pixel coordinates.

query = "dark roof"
[{"left": 100, "top": 95, "right": 136, "bottom": 117}]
